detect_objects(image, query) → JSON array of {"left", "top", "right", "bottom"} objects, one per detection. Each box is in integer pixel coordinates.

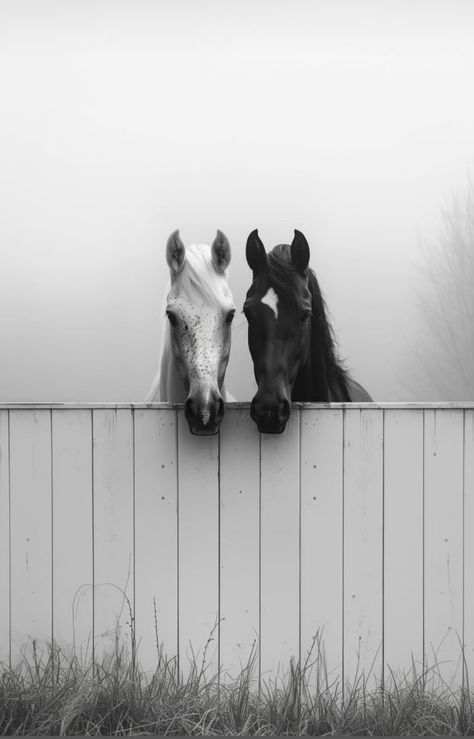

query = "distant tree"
[{"left": 415, "top": 175, "right": 474, "bottom": 400}]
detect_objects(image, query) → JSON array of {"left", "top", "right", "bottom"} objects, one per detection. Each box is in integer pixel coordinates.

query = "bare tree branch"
[{"left": 414, "top": 173, "right": 474, "bottom": 400}]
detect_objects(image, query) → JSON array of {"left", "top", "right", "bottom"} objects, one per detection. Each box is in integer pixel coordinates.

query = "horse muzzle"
[
  {"left": 250, "top": 394, "right": 291, "bottom": 434},
  {"left": 184, "top": 393, "right": 225, "bottom": 436}
]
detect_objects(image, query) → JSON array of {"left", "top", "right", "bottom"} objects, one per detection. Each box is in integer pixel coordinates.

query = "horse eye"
[
  {"left": 166, "top": 310, "right": 178, "bottom": 327},
  {"left": 225, "top": 309, "right": 236, "bottom": 325}
]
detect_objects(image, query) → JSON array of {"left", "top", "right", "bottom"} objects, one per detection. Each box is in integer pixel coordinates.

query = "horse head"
[
  {"left": 244, "top": 229, "right": 313, "bottom": 434},
  {"left": 151, "top": 229, "right": 235, "bottom": 435}
]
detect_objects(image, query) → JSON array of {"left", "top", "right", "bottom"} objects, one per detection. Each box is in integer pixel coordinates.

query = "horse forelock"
[
  {"left": 171, "top": 243, "right": 233, "bottom": 310},
  {"left": 266, "top": 244, "right": 311, "bottom": 315}
]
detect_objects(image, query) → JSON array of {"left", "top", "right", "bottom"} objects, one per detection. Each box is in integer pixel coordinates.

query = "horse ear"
[
  {"left": 290, "top": 229, "right": 310, "bottom": 273},
  {"left": 246, "top": 229, "right": 267, "bottom": 274},
  {"left": 166, "top": 230, "right": 186, "bottom": 274},
  {"left": 211, "top": 229, "right": 231, "bottom": 273}
]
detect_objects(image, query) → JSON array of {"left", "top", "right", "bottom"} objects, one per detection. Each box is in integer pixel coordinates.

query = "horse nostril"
[
  {"left": 184, "top": 397, "right": 195, "bottom": 421},
  {"left": 216, "top": 396, "right": 225, "bottom": 422},
  {"left": 280, "top": 398, "right": 291, "bottom": 422},
  {"left": 250, "top": 397, "right": 258, "bottom": 422}
]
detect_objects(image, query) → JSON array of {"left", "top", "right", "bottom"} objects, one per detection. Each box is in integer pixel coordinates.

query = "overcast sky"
[{"left": 1, "top": 0, "right": 474, "bottom": 402}]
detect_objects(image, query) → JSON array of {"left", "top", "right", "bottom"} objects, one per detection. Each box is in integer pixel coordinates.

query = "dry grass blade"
[{"left": 1, "top": 637, "right": 474, "bottom": 735}]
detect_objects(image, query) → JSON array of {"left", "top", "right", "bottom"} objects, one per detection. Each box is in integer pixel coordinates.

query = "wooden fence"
[{"left": 0, "top": 403, "right": 473, "bottom": 689}]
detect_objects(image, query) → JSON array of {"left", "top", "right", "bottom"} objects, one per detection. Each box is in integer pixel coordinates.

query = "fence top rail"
[{"left": 0, "top": 401, "right": 474, "bottom": 410}]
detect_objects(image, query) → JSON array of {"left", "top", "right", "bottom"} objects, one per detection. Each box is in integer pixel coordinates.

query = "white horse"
[{"left": 147, "top": 229, "right": 235, "bottom": 435}]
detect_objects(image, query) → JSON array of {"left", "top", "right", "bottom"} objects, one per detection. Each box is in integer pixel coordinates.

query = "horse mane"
[
  {"left": 307, "top": 269, "right": 351, "bottom": 401},
  {"left": 267, "top": 244, "right": 351, "bottom": 401},
  {"left": 173, "top": 243, "right": 233, "bottom": 310}
]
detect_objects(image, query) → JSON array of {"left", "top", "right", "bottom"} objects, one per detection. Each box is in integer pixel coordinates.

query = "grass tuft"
[{"left": 1, "top": 636, "right": 474, "bottom": 735}]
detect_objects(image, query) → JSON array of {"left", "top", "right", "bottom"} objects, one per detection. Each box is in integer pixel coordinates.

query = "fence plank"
[
  {"left": 9, "top": 410, "right": 52, "bottom": 660},
  {"left": 259, "top": 409, "right": 301, "bottom": 682},
  {"left": 383, "top": 409, "right": 424, "bottom": 682},
  {"left": 343, "top": 408, "right": 384, "bottom": 688},
  {"left": 300, "top": 408, "right": 343, "bottom": 688},
  {"left": 464, "top": 410, "right": 474, "bottom": 685},
  {"left": 424, "top": 409, "right": 464, "bottom": 687},
  {"left": 92, "top": 409, "right": 135, "bottom": 662},
  {"left": 177, "top": 413, "right": 219, "bottom": 676},
  {"left": 52, "top": 410, "right": 93, "bottom": 661},
  {"left": 219, "top": 407, "right": 260, "bottom": 680},
  {"left": 0, "top": 411, "right": 10, "bottom": 664},
  {"left": 134, "top": 408, "right": 178, "bottom": 672}
]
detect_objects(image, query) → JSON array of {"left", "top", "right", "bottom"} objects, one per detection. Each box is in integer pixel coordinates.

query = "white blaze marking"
[{"left": 261, "top": 287, "right": 279, "bottom": 318}]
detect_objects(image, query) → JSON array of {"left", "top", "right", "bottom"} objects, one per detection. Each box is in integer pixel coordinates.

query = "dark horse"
[{"left": 244, "top": 229, "right": 372, "bottom": 434}]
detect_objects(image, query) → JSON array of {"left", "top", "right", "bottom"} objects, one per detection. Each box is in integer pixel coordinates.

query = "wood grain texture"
[
  {"left": 177, "top": 412, "right": 220, "bottom": 677},
  {"left": 92, "top": 409, "right": 135, "bottom": 662},
  {"left": 0, "top": 411, "right": 10, "bottom": 664},
  {"left": 383, "top": 409, "right": 424, "bottom": 681},
  {"left": 464, "top": 410, "right": 474, "bottom": 686},
  {"left": 343, "top": 408, "right": 384, "bottom": 688},
  {"left": 259, "top": 409, "right": 301, "bottom": 681},
  {"left": 424, "top": 409, "right": 464, "bottom": 687},
  {"left": 52, "top": 409, "right": 93, "bottom": 661},
  {"left": 300, "top": 408, "right": 343, "bottom": 687},
  {"left": 134, "top": 408, "right": 178, "bottom": 672},
  {"left": 219, "top": 407, "right": 260, "bottom": 679},
  {"left": 9, "top": 410, "right": 52, "bottom": 661}
]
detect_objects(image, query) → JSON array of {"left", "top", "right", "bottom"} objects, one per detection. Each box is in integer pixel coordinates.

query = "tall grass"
[{"left": 2, "top": 636, "right": 474, "bottom": 735}]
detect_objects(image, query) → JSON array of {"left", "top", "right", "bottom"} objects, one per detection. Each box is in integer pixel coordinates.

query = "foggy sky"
[{"left": 1, "top": 0, "right": 474, "bottom": 402}]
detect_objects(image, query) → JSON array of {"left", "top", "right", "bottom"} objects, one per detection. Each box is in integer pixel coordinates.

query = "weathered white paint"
[
  {"left": 343, "top": 408, "right": 384, "bottom": 687},
  {"left": 9, "top": 411, "right": 52, "bottom": 663},
  {"left": 0, "top": 411, "right": 10, "bottom": 664},
  {"left": 300, "top": 408, "right": 343, "bottom": 687},
  {"left": 464, "top": 410, "right": 474, "bottom": 686},
  {"left": 383, "top": 409, "right": 424, "bottom": 682},
  {"left": 261, "top": 287, "right": 279, "bottom": 318},
  {"left": 134, "top": 408, "right": 178, "bottom": 671},
  {"left": 219, "top": 409, "right": 260, "bottom": 678},
  {"left": 177, "top": 412, "right": 220, "bottom": 676},
  {"left": 0, "top": 403, "right": 474, "bottom": 689},
  {"left": 424, "top": 409, "right": 464, "bottom": 687},
  {"left": 52, "top": 409, "right": 93, "bottom": 660},
  {"left": 92, "top": 409, "right": 135, "bottom": 662},
  {"left": 259, "top": 410, "right": 300, "bottom": 680}
]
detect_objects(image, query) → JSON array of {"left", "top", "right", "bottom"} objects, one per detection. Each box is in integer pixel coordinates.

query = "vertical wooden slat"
[
  {"left": 52, "top": 409, "right": 93, "bottom": 661},
  {"left": 9, "top": 410, "right": 52, "bottom": 661},
  {"left": 383, "top": 409, "right": 424, "bottom": 681},
  {"left": 259, "top": 409, "right": 300, "bottom": 681},
  {"left": 464, "top": 409, "right": 474, "bottom": 684},
  {"left": 300, "top": 407, "right": 343, "bottom": 687},
  {"left": 177, "top": 412, "right": 219, "bottom": 677},
  {"left": 0, "top": 410, "right": 10, "bottom": 664},
  {"left": 92, "top": 408, "right": 134, "bottom": 662},
  {"left": 134, "top": 408, "right": 178, "bottom": 672},
  {"left": 219, "top": 406, "right": 260, "bottom": 680},
  {"left": 343, "top": 408, "right": 384, "bottom": 688},
  {"left": 424, "top": 408, "right": 464, "bottom": 687}
]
